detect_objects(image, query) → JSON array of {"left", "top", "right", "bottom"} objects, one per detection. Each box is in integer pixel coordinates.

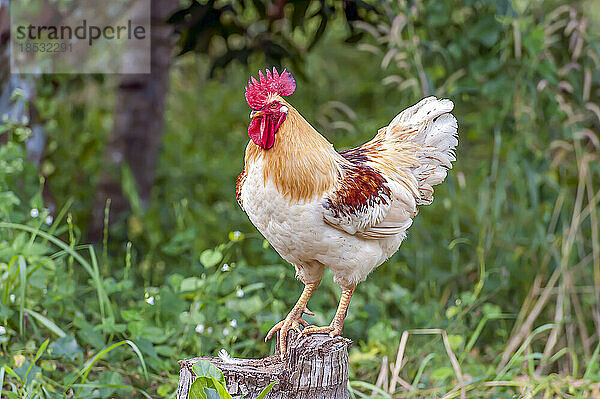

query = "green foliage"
[
  {"left": 169, "top": 0, "right": 379, "bottom": 76},
  {"left": 189, "top": 360, "right": 224, "bottom": 399},
  {"left": 189, "top": 360, "right": 275, "bottom": 399},
  {"left": 0, "top": 93, "right": 43, "bottom": 224},
  {"left": 1, "top": 0, "right": 599, "bottom": 398}
]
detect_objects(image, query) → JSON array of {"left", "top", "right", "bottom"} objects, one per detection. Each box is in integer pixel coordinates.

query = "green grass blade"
[
  {"left": 412, "top": 353, "right": 435, "bottom": 388},
  {"left": 256, "top": 380, "right": 277, "bottom": 399},
  {"left": 210, "top": 377, "right": 232, "bottom": 399},
  {"left": 583, "top": 342, "right": 600, "bottom": 379},
  {"left": 25, "top": 221, "right": 44, "bottom": 252},
  {"left": 347, "top": 385, "right": 373, "bottom": 399},
  {"left": 48, "top": 245, "right": 92, "bottom": 260},
  {"left": 24, "top": 339, "right": 49, "bottom": 384},
  {"left": 347, "top": 381, "right": 357, "bottom": 399},
  {"left": 79, "top": 342, "right": 124, "bottom": 383},
  {"left": 2, "top": 366, "right": 21, "bottom": 383},
  {"left": 549, "top": 347, "right": 578, "bottom": 376},
  {"left": 23, "top": 308, "right": 67, "bottom": 337},
  {"left": 45, "top": 197, "right": 73, "bottom": 238},
  {"left": 102, "top": 198, "right": 111, "bottom": 276},
  {"left": 2, "top": 255, "right": 18, "bottom": 305},
  {"left": 87, "top": 245, "right": 111, "bottom": 320},
  {"left": 17, "top": 256, "right": 26, "bottom": 336},
  {"left": 496, "top": 323, "right": 554, "bottom": 379},
  {"left": 124, "top": 339, "right": 149, "bottom": 380},
  {"left": 349, "top": 381, "right": 391, "bottom": 398}
]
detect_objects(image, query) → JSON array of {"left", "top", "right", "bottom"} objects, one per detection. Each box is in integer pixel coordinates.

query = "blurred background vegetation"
[{"left": 1, "top": 0, "right": 599, "bottom": 397}]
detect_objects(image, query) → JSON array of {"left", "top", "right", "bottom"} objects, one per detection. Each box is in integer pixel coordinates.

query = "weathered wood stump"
[{"left": 177, "top": 332, "right": 352, "bottom": 399}]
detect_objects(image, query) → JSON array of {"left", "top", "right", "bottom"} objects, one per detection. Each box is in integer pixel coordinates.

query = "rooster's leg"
[
  {"left": 265, "top": 280, "right": 320, "bottom": 358},
  {"left": 302, "top": 285, "right": 355, "bottom": 337}
]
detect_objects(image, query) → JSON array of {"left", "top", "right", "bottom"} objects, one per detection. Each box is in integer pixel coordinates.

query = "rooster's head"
[{"left": 245, "top": 68, "right": 296, "bottom": 150}]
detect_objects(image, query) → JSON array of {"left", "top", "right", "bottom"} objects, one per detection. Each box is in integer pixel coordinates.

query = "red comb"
[{"left": 245, "top": 67, "right": 296, "bottom": 110}]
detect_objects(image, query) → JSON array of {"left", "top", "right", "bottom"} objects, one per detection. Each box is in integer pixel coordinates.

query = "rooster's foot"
[
  {"left": 265, "top": 280, "right": 321, "bottom": 358},
  {"left": 302, "top": 286, "right": 354, "bottom": 338},
  {"left": 265, "top": 317, "right": 306, "bottom": 340},
  {"left": 301, "top": 322, "right": 343, "bottom": 338},
  {"left": 265, "top": 306, "right": 313, "bottom": 358}
]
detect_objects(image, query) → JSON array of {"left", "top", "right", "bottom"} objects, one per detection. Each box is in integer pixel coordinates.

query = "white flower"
[
  {"left": 30, "top": 208, "right": 39, "bottom": 218},
  {"left": 45, "top": 215, "right": 53, "bottom": 225},
  {"left": 9, "top": 294, "right": 15, "bottom": 302},
  {"left": 229, "top": 319, "right": 237, "bottom": 328},
  {"left": 207, "top": 327, "right": 213, "bottom": 334},
  {"left": 221, "top": 264, "right": 230, "bottom": 272},
  {"left": 236, "top": 289, "right": 244, "bottom": 298},
  {"left": 195, "top": 323, "right": 205, "bottom": 333},
  {"left": 43, "top": 289, "right": 47, "bottom": 295},
  {"left": 233, "top": 231, "right": 242, "bottom": 239},
  {"left": 0, "top": 326, "right": 6, "bottom": 335},
  {"left": 145, "top": 296, "right": 155, "bottom": 305},
  {"left": 223, "top": 328, "right": 230, "bottom": 336}
]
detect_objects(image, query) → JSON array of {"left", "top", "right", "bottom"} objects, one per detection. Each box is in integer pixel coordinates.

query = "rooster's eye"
[{"left": 280, "top": 106, "right": 288, "bottom": 113}]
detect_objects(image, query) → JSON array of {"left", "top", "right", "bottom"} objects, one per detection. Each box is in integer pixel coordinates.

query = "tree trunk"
[
  {"left": 88, "top": 0, "right": 177, "bottom": 240},
  {"left": 177, "top": 332, "right": 351, "bottom": 399}
]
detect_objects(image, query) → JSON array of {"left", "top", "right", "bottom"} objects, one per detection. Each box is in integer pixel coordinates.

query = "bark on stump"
[{"left": 177, "top": 332, "right": 352, "bottom": 399}]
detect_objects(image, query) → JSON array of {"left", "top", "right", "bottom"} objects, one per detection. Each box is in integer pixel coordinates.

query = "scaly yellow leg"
[
  {"left": 302, "top": 285, "right": 355, "bottom": 337},
  {"left": 265, "top": 280, "right": 320, "bottom": 358}
]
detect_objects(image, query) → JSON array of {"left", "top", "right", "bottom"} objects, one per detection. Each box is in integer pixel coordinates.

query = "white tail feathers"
[
  {"left": 386, "top": 97, "right": 454, "bottom": 138},
  {"left": 387, "top": 97, "right": 459, "bottom": 205}
]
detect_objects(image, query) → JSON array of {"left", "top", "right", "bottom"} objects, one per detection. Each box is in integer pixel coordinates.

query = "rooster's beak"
[{"left": 250, "top": 110, "right": 264, "bottom": 119}]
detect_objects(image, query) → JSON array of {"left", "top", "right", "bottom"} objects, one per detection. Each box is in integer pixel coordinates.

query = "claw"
[
  {"left": 265, "top": 320, "right": 285, "bottom": 342},
  {"left": 265, "top": 316, "right": 305, "bottom": 359},
  {"left": 303, "top": 307, "right": 315, "bottom": 316},
  {"left": 290, "top": 320, "right": 302, "bottom": 334}
]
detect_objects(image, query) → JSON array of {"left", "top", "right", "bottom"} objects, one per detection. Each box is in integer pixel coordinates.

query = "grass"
[{"left": 1, "top": 0, "right": 599, "bottom": 398}]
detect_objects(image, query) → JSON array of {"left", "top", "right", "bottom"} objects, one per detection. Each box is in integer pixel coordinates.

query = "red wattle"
[
  {"left": 264, "top": 117, "right": 275, "bottom": 149},
  {"left": 248, "top": 113, "right": 286, "bottom": 150},
  {"left": 248, "top": 117, "right": 264, "bottom": 147}
]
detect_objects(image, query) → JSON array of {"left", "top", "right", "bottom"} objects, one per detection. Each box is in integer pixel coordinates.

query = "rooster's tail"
[{"left": 385, "top": 97, "right": 458, "bottom": 205}]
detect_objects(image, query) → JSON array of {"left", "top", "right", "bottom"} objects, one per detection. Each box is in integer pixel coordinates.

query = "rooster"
[{"left": 236, "top": 68, "right": 458, "bottom": 357}]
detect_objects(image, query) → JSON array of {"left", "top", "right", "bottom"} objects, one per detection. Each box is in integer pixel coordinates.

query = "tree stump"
[{"left": 177, "top": 332, "right": 352, "bottom": 399}]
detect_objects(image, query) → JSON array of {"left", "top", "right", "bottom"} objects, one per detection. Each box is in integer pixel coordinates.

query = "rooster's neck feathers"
[{"left": 245, "top": 99, "right": 340, "bottom": 202}]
